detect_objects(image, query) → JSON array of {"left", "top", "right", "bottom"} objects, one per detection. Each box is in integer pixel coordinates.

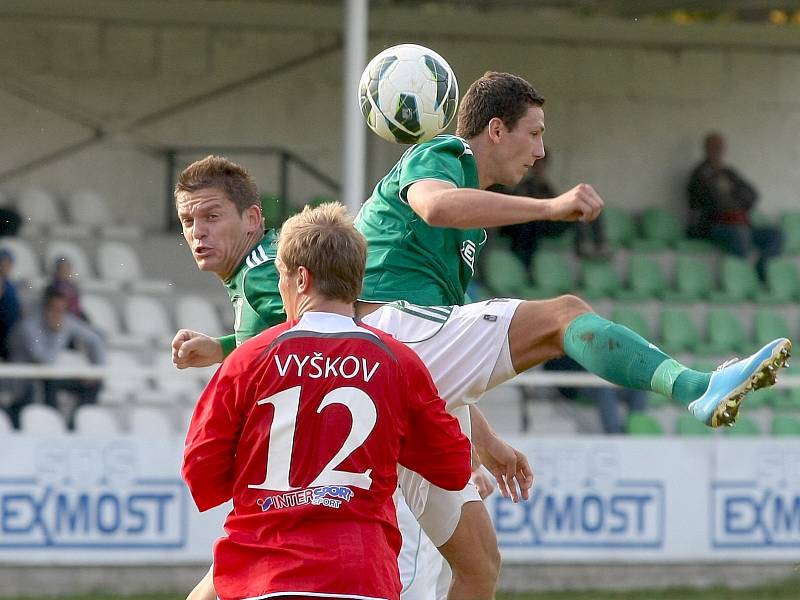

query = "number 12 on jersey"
[{"left": 248, "top": 385, "right": 377, "bottom": 492}]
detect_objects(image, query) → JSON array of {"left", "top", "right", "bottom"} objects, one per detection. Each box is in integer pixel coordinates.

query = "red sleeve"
[
  {"left": 393, "top": 342, "right": 472, "bottom": 491},
  {"left": 182, "top": 364, "right": 244, "bottom": 511}
]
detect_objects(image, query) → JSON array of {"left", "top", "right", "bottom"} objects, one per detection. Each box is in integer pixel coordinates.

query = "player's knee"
[{"left": 553, "top": 294, "right": 592, "bottom": 336}]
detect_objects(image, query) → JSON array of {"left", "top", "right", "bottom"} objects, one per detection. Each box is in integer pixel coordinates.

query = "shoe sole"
[{"left": 711, "top": 338, "right": 792, "bottom": 428}]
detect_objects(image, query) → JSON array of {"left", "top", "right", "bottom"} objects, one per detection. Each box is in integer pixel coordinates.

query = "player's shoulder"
[
  {"left": 241, "top": 231, "right": 279, "bottom": 291},
  {"left": 411, "top": 134, "right": 472, "bottom": 158},
  {"left": 222, "top": 320, "right": 292, "bottom": 374}
]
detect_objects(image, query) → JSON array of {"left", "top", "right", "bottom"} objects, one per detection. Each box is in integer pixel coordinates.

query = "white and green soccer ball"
[{"left": 358, "top": 43, "right": 459, "bottom": 144}]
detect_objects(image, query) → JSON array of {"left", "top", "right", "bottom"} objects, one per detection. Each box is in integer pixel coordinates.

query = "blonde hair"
[{"left": 278, "top": 202, "right": 367, "bottom": 303}]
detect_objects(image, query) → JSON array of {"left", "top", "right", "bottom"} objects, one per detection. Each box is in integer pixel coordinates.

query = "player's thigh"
[
  {"left": 397, "top": 495, "right": 443, "bottom": 600},
  {"left": 364, "top": 300, "right": 522, "bottom": 407},
  {"left": 436, "top": 501, "right": 499, "bottom": 580},
  {"left": 186, "top": 565, "right": 215, "bottom": 600},
  {"left": 507, "top": 295, "right": 592, "bottom": 372}
]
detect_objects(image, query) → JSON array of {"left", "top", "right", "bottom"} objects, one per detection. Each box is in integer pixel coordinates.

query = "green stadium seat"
[
  {"left": 675, "top": 414, "right": 713, "bottom": 436},
  {"left": 632, "top": 207, "right": 683, "bottom": 250},
  {"left": 753, "top": 309, "right": 792, "bottom": 346},
  {"left": 611, "top": 306, "right": 652, "bottom": 340},
  {"left": 261, "top": 194, "right": 284, "bottom": 228},
  {"left": 627, "top": 412, "right": 663, "bottom": 436},
  {"left": 660, "top": 308, "right": 700, "bottom": 354},
  {"left": 697, "top": 308, "right": 748, "bottom": 356},
  {"left": 710, "top": 256, "right": 764, "bottom": 303},
  {"left": 663, "top": 255, "right": 713, "bottom": 301},
  {"left": 725, "top": 415, "right": 760, "bottom": 437},
  {"left": 603, "top": 206, "right": 636, "bottom": 248},
  {"left": 531, "top": 251, "right": 575, "bottom": 296},
  {"left": 539, "top": 231, "right": 575, "bottom": 250},
  {"left": 580, "top": 260, "right": 620, "bottom": 299},
  {"left": 742, "top": 387, "right": 775, "bottom": 409},
  {"left": 483, "top": 248, "right": 539, "bottom": 298},
  {"left": 618, "top": 254, "right": 666, "bottom": 301},
  {"left": 674, "top": 238, "right": 717, "bottom": 253},
  {"left": 771, "top": 388, "right": 800, "bottom": 412},
  {"left": 645, "top": 391, "right": 671, "bottom": 409},
  {"left": 764, "top": 258, "right": 800, "bottom": 302},
  {"left": 782, "top": 211, "right": 800, "bottom": 254},
  {"left": 772, "top": 414, "right": 800, "bottom": 436}
]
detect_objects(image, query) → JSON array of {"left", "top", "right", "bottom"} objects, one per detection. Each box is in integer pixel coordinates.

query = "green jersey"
[
  {"left": 218, "top": 230, "right": 285, "bottom": 356},
  {"left": 356, "top": 135, "right": 486, "bottom": 306}
]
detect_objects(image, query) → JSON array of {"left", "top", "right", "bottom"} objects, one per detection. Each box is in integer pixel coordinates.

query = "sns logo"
[
  {"left": 257, "top": 486, "right": 354, "bottom": 512},
  {"left": 460, "top": 240, "right": 477, "bottom": 275},
  {"left": 491, "top": 481, "right": 664, "bottom": 549},
  {"left": 712, "top": 482, "right": 800, "bottom": 548}
]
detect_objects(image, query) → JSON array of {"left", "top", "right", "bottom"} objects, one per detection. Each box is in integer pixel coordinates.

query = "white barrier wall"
[{"left": 2, "top": 434, "right": 798, "bottom": 565}]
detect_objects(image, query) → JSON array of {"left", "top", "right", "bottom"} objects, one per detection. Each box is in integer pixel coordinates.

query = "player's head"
[
  {"left": 175, "top": 155, "right": 264, "bottom": 280},
  {"left": 456, "top": 71, "right": 546, "bottom": 187},
  {"left": 42, "top": 286, "right": 68, "bottom": 332},
  {"left": 703, "top": 131, "right": 726, "bottom": 166},
  {"left": 276, "top": 202, "right": 367, "bottom": 320}
]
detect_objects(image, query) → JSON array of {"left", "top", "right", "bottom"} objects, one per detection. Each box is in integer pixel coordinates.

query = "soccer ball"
[{"left": 358, "top": 44, "right": 458, "bottom": 144}]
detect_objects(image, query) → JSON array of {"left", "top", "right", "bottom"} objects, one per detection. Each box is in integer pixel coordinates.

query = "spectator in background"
[
  {"left": 544, "top": 355, "right": 647, "bottom": 434},
  {"left": 6, "top": 287, "right": 105, "bottom": 430},
  {"left": 495, "top": 153, "right": 610, "bottom": 267},
  {"left": 688, "top": 132, "right": 782, "bottom": 280},
  {"left": 47, "top": 256, "right": 87, "bottom": 321},
  {"left": 0, "top": 248, "right": 20, "bottom": 360}
]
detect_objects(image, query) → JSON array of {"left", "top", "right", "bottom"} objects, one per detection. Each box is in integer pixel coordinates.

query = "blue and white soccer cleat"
[{"left": 688, "top": 338, "right": 792, "bottom": 427}]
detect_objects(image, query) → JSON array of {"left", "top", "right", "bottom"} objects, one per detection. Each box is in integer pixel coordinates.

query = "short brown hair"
[
  {"left": 278, "top": 202, "right": 367, "bottom": 304},
  {"left": 456, "top": 72, "right": 545, "bottom": 139},
  {"left": 174, "top": 155, "right": 259, "bottom": 213}
]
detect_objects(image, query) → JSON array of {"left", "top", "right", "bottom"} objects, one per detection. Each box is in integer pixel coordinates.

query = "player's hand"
[
  {"left": 547, "top": 183, "right": 604, "bottom": 223},
  {"left": 476, "top": 434, "right": 534, "bottom": 503},
  {"left": 171, "top": 329, "right": 224, "bottom": 369},
  {"left": 471, "top": 466, "right": 496, "bottom": 500}
]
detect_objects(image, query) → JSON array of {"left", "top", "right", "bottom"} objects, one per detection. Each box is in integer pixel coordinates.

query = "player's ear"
[
  {"left": 297, "top": 266, "right": 311, "bottom": 294},
  {"left": 245, "top": 204, "right": 263, "bottom": 232},
  {"left": 487, "top": 117, "right": 505, "bottom": 143}
]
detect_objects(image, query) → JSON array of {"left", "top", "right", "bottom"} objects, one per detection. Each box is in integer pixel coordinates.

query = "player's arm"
[
  {"left": 406, "top": 179, "right": 603, "bottom": 229},
  {"left": 182, "top": 367, "right": 242, "bottom": 511},
  {"left": 469, "top": 404, "right": 533, "bottom": 502},
  {"left": 396, "top": 346, "right": 472, "bottom": 490}
]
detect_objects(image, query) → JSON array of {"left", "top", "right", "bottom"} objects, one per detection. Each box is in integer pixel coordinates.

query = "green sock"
[{"left": 563, "top": 313, "right": 711, "bottom": 405}]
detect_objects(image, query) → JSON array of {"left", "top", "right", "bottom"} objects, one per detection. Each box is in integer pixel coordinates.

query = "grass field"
[{"left": 4, "top": 579, "right": 800, "bottom": 600}]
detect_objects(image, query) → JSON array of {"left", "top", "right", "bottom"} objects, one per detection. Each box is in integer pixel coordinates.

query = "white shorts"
[
  {"left": 362, "top": 298, "right": 522, "bottom": 411},
  {"left": 362, "top": 298, "right": 521, "bottom": 546}
]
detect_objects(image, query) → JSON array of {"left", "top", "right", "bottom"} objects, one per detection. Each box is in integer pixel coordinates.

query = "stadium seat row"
[{"left": 482, "top": 247, "right": 800, "bottom": 303}]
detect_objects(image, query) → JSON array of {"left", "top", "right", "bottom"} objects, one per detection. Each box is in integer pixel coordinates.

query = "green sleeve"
[
  {"left": 243, "top": 260, "right": 286, "bottom": 328},
  {"left": 399, "top": 140, "right": 465, "bottom": 201},
  {"left": 218, "top": 334, "right": 237, "bottom": 358}
]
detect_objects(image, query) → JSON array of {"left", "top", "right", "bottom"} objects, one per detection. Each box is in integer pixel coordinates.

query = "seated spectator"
[
  {"left": 6, "top": 287, "right": 105, "bottom": 430},
  {"left": 47, "top": 256, "right": 87, "bottom": 321},
  {"left": 688, "top": 132, "right": 782, "bottom": 280},
  {"left": 0, "top": 248, "right": 20, "bottom": 360},
  {"left": 494, "top": 153, "right": 610, "bottom": 267},
  {"left": 544, "top": 355, "right": 647, "bottom": 434}
]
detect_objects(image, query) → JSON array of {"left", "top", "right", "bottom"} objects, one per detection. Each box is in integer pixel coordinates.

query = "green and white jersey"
[
  {"left": 219, "top": 230, "right": 285, "bottom": 356},
  {"left": 356, "top": 135, "right": 486, "bottom": 307}
]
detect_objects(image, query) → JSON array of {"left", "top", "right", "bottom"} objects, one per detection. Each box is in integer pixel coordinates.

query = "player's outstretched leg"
[{"left": 507, "top": 295, "right": 791, "bottom": 428}]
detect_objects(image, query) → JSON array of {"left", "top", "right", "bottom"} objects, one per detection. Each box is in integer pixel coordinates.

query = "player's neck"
[
  {"left": 295, "top": 297, "right": 355, "bottom": 320},
  {"left": 465, "top": 135, "right": 496, "bottom": 189}
]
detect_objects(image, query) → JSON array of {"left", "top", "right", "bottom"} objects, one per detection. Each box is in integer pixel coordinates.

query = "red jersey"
[{"left": 182, "top": 311, "right": 471, "bottom": 600}]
